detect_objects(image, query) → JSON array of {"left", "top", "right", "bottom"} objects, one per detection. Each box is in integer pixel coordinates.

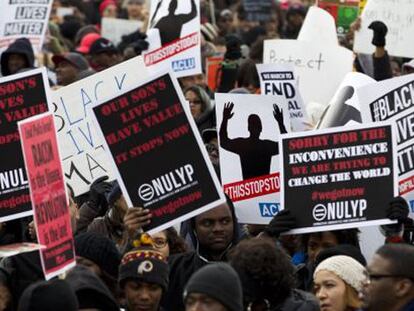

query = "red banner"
[{"left": 19, "top": 113, "right": 75, "bottom": 280}]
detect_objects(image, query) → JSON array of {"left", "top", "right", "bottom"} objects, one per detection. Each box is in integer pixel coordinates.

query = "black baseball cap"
[{"left": 89, "top": 38, "right": 118, "bottom": 55}]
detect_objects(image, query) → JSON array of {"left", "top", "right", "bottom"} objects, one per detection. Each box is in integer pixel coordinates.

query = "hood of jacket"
[{"left": 1, "top": 38, "right": 35, "bottom": 76}]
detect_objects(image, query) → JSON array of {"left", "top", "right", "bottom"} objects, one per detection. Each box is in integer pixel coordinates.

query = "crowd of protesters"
[{"left": 1, "top": 0, "right": 414, "bottom": 310}]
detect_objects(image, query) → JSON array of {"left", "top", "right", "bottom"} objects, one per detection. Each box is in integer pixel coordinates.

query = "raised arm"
[{"left": 273, "top": 104, "right": 287, "bottom": 134}]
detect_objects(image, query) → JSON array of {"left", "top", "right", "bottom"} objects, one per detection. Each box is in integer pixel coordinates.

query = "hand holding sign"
[{"left": 124, "top": 207, "right": 152, "bottom": 239}]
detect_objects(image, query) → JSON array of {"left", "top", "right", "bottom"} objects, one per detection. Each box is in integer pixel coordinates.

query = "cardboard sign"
[
  {"left": 19, "top": 113, "right": 75, "bottom": 280},
  {"left": 144, "top": 0, "right": 201, "bottom": 78},
  {"left": 263, "top": 39, "right": 353, "bottom": 106},
  {"left": 318, "top": 0, "right": 361, "bottom": 35},
  {"left": 317, "top": 72, "right": 375, "bottom": 129},
  {"left": 281, "top": 123, "right": 397, "bottom": 234},
  {"left": 354, "top": 0, "right": 414, "bottom": 58},
  {"left": 49, "top": 56, "right": 148, "bottom": 196},
  {"left": 101, "top": 18, "right": 144, "bottom": 46},
  {"left": 257, "top": 63, "right": 309, "bottom": 132},
  {"left": 0, "top": 0, "right": 53, "bottom": 53},
  {"left": 0, "top": 68, "right": 50, "bottom": 222},
  {"left": 243, "top": 0, "right": 273, "bottom": 22},
  {"left": 91, "top": 71, "right": 225, "bottom": 233},
  {"left": 216, "top": 93, "right": 290, "bottom": 224},
  {"left": 358, "top": 74, "right": 414, "bottom": 215}
]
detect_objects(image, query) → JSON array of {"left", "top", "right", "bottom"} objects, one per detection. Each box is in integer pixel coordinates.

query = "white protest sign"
[
  {"left": 144, "top": 0, "right": 201, "bottom": 78},
  {"left": 101, "top": 18, "right": 144, "bottom": 46},
  {"left": 263, "top": 39, "right": 353, "bottom": 107},
  {"left": 257, "top": 63, "right": 309, "bottom": 132},
  {"left": 0, "top": 0, "right": 53, "bottom": 53},
  {"left": 354, "top": 0, "right": 414, "bottom": 58},
  {"left": 358, "top": 73, "right": 414, "bottom": 216},
  {"left": 317, "top": 72, "right": 376, "bottom": 128},
  {"left": 49, "top": 56, "right": 149, "bottom": 196},
  {"left": 298, "top": 6, "right": 338, "bottom": 46},
  {"left": 216, "top": 93, "right": 290, "bottom": 224}
]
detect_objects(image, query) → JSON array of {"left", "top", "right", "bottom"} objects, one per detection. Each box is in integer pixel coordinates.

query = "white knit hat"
[{"left": 314, "top": 255, "right": 367, "bottom": 292}]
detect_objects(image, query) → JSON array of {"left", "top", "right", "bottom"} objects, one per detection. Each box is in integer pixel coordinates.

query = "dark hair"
[
  {"left": 376, "top": 244, "right": 414, "bottom": 279},
  {"left": 229, "top": 238, "right": 295, "bottom": 307},
  {"left": 165, "top": 227, "right": 187, "bottom": 255},
  {"left": 184, "top": 85, "right": 210, "bottom": 113},
  {"left": 302, "top": 229, "right": 360, "bottom": 251},
  {"left": 236, "top": 59, "right": 260, "bottom": 90}
]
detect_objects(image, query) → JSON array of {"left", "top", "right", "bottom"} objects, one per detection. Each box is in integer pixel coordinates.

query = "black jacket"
[{"left": 1, "top": 38, "right": 35, "bottom": 76}]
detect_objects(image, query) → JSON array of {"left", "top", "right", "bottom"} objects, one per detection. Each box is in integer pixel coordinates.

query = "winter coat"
[
  {"left": 1, "top": 38, "right": 35, "bottom": 76},
  {"left": 273, "top": 289, "right": 319, "bottom": 311}
]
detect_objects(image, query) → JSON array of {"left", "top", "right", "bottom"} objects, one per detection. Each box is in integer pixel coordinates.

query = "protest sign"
[
  {"left": 91, "top": 71, "right": 225, "bottom": 233},
  {"left": 19, "top": 113, "right": 75, "bottom": 280},
  {"left": 216, "top": 93, "right": 290, "bottom": 224},
  {"left": 0, "top": 0, "right": 53, "bottom": 53},
  {"left": 358, "top": 74, "right": 414, "bottom": 216},
  {"left": 49, "top": 56, "right": 148, "bottom": 196},
  {"left": 0, "top": 68, "right": 50, "bottom": 222},
  {"left": 263, "top": 39, "right": 353, "bottom": 106},
  {"left": 317, "top": 0, "right": 361, "bottom": 36},
  {"left": 354, "top": 0, "right": 414, "bottom": 58},
  {"left": 101, "top": 18, "right": 144, "bottom": 46},
  {"left": 243, "top": 0, "right": 273, "bottom": 22},
  {"left": 298, "top": 6, "right": 338, "bottom": 46},
  {"left": 0, "top": 242, "right": 45, "bottom": 258},
  {"left": 281, "top": 123, "right": 397, "bottom": 234},
  {"left": 317, "top": 72, "right": 375, "bottom": 128},
  {"left": 257, "top": 63, "right": 309, "bottom": 132},
  {"left": 144, "top": 0, "right": 201, "bottom": 78}
]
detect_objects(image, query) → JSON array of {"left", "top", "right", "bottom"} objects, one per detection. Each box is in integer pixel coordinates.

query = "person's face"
[
  {"left": 288, "top": 13, "right": 304, "bottom": 28},
  {"left": 76, "top": 256, "right": 102, "bottom": 277},
  {"left": 361, "top": 254, "right": 400, "bottom": 311},
  {"left": 151, "top": 231, "right": 170, "bottom": 258},
  {"left": 127, "top": 1, "right": 144, "bottom": 19},
  {"left": 185, "top": 90, "right": 203, "bottom": 119},
  {"left": 124, "top": 281, "right": 163, "bottom": 311},
  {"left": 7, "top": 53, "right": 27, "bottom": 75},
  {"left": 307, "top": 232, "right": 338, "bottom": 264},
  {"left": 195, "top": 203, "right": 234, "bottom": 253},
  {"left": 218, "top": 14, "right": 234, "bottom": 35},
  {"left": 91, "top": 52, "right": 119, "bottom": 71},
  {"left": 103, "top": 4, "right": 117, "bottom": 18},
  {"left": 205, "top": 137, "right": 219, "bottom": 166},
  {"left": 185, "top": 293, "right": 228, "bottom": 311},
  {"left": 56, "top": 61, "right": 79, "bottom": 86},
  {"left": 314, "top": 270, "right": 348, "bottom": 311}
]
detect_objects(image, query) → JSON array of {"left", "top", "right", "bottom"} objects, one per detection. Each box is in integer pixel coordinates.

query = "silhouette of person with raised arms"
[
  {"left": 150, "top": 0, "right": 197, "bottom": 46},
  {"left": 220, "top": 102, "right": 287, "bottom": 180}
]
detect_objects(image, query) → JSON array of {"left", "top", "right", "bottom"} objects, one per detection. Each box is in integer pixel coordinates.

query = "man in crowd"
[
  {"left": 52, "top": 52, "right": 91, "bottom": 86},
  {"left": 362, "top": 243, "right": 414, "bottom": 311},
  {"left": 1, "top": 38, "right": 35, "bottom": 76}
]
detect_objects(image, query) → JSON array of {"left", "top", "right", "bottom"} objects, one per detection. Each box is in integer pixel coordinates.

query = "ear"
[{"left": 395, "top": 279, "right": 414, "bottom": 297}]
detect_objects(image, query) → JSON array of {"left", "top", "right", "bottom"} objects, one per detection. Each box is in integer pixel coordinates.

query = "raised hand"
[
  {"left": 273, "top": 104, "right": 284, "bottom": 124},
  {"left": 123, "top": 207, "right": 152, "bottom": 239},
  {"left": 223, "top": 102, "right": 234, "bottom": 120}
]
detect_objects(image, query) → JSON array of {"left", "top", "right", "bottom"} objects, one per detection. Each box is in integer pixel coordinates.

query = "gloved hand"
[
  {"left": 368, "top": 21, "right": 388, "bottom": 47},
  {"left": 386, "top": 196, "right": 410, "bottom": 223},
  {"left": 263, "top": 209, "right": 296, "bottom": 238},
  {"left": 88, "top": 176, "right": 112, "bottom": 216}
]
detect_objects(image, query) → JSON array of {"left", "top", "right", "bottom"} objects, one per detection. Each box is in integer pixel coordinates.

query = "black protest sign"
[
  {"left": 92, "top": 72, "right": 225, "bottom": 233},
  {"left": 281, "top": 123, "right": 397, "bottom": 234},
  {"left": 0, "top": 69, "right": 49, "bottom": 222},
  {"left": 243, "top": 0, "right": 272, "bottom": 22}
]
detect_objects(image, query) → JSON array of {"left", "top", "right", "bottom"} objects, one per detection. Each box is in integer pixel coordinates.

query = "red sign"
[{"left": 19, "top": 113, "right": 75, "bottom": 280}]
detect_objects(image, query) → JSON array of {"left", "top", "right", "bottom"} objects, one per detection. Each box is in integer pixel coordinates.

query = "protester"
[
  {"left": 125, "top": 0, "right": 147, "bottom": 21},
  {"left": 0, "top": 38, "right": 35, "bottom": 76},
  {"left": 52, "top": 52, "right": 91, "bottom": 86},
  {"left": 183, "top": 262, "right": 243, "bottom": 311},
  {"left": 184, "top": 85, "right": 216, "bottom": 132},
  {"left": 89, "top": 37, "right": 123, "bottom": 71},
  {"left": 361, "top": 243, "right": 414, "bottom": 311},
  {"left": 229, "top": 238, "right": 319, "bottom": 311},
  {"left": 119, "top": 245, "right": 169, "bottom": 311},
  {"left": 314, "top": 255, "right": 367, "bottom": 311}
]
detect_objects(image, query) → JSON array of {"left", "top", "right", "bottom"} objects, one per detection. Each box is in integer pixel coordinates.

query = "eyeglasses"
[
  {"left": 152, "top": 237, "right": 168, "bottom": 249},
  {"left": 365, "top": 272, "right": 414, "bottom": 283}
]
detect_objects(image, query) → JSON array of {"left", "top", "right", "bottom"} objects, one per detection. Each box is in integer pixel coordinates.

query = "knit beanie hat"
[
  {"left": 75, "top": 232, "right": 121, "bottom": 280},
  {"left": 184, "top": 263, "right": 243, "bottom": 311},
  {"left": 314, "top": 255, "right": 367, "bottom": 292},
  {"left": 18, "top": 279, "right": 78, "bottom": 311},
  {"left": 119, "top": 248, "right": 169, "bottom": 291}
]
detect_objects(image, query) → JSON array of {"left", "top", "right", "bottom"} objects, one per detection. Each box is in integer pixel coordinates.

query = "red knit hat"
[{"left": 99, "top": 0, "right": 117, "bottom": 16}]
